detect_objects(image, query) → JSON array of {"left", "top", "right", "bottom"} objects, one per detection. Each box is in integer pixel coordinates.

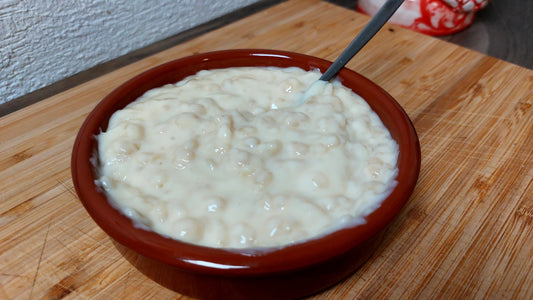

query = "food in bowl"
[
  {"left": 95, "top": 66, "right": 399, "bottom": 249},
  {"left": 72, "top": 49, "right": 421, "bottom": 299}
]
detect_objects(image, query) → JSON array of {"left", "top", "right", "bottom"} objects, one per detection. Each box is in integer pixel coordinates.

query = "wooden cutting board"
[{"left": 1, "top": 0, "right": 532, "bottom": 298}]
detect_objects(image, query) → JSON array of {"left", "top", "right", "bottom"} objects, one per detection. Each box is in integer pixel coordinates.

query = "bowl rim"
[{"left": 71, "top": 48, "right": 421, "bottom": 276}]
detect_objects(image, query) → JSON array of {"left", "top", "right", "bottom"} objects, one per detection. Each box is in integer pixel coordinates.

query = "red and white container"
[{"left": 357, "top": 0, "right": 489, "bottom": 36}]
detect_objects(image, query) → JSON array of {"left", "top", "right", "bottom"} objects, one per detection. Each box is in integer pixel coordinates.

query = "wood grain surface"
[{"left": 1, "top": 0, "right": 532, "bottom": 299}]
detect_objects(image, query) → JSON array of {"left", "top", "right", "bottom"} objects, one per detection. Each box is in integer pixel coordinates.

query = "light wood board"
[{"left": 1, "top": 0, "right": 532, "bottom": 298}]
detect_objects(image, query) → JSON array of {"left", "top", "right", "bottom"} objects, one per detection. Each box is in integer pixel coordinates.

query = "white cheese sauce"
[{"left": 96, "top": 67, "right": 399, "bottom": 249}]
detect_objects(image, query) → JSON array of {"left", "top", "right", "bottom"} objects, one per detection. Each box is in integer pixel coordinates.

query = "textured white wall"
[{"left": 0, "top": 0, "right": 259, "bottom": 105}]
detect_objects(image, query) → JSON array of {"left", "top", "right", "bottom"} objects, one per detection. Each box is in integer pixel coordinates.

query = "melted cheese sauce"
[{"left": 96, "top": 67, "right": 398, "bottom": 249}]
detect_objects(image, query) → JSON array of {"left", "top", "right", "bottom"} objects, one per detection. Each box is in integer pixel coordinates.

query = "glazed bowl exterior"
[{"left": 71, "top": 49, "right": 421, "bottom": 299}]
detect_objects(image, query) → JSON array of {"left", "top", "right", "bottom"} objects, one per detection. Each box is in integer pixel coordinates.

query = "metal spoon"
[{"left": 299, "top": 0, "right": 404, "bottom": 104}]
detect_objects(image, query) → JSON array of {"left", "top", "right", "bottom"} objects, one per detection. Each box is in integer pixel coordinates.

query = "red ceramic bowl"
[{"left": 71, "top": 49, "right": 421, "bottom": 299}]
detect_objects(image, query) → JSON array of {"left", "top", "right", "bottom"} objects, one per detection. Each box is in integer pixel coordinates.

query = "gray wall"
[{"left": 0, "top": 0, "right": 260, "bottom": 105}]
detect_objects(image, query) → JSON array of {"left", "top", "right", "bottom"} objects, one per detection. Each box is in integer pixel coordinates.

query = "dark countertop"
[
  {"left": 332, "top": 0, "right": 532, "bottom": 69},
  {"left": 1, "top": 0, "right": 531, "bottom": 117},
  {"left": 442, "top": 0, "right": 532, "bottom": 69}
]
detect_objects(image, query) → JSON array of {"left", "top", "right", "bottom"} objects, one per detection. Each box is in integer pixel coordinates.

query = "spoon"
[{"left": 299, "top": 0, "right": 404, "bottom": 104}]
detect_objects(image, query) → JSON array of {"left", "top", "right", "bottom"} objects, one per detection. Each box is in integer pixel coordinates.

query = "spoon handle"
[{"left": 319, "top": 0, "right": 404, "bottom": 81}]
